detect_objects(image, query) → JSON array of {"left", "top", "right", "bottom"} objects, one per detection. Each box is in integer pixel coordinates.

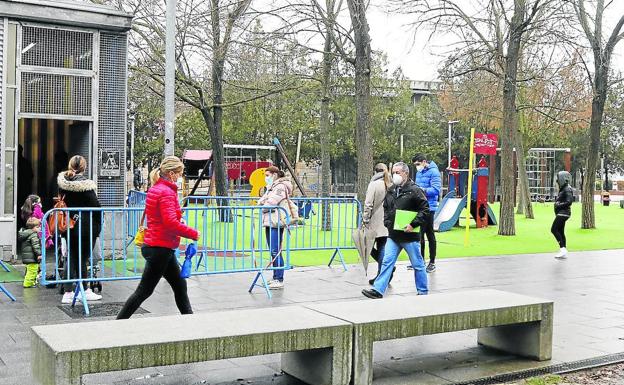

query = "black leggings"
[
  {"left": 420, "top": 211, "right": 437, "bottom": 263},
  {"left": 117, "top": 246, "right": 192, "bottom": 319},
  {"left": 370, "top": 236, "right": 387, "bottom": 278},
  {"left": 551, "top": 215, "right": 569, "bottom": 248},
  {"left": 63, "top": 231, "right": 97, "bottom": 293}
]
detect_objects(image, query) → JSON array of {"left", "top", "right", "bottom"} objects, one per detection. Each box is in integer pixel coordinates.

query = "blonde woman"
[
  {"left": 117, "top": 156, "right": 199, "bottom": 319},
  {"left": 362, "top": 163, "right": 393, "bottom": 285}
]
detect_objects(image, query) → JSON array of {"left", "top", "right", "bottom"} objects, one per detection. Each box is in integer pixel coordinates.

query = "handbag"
[
  {"left": 134, "top": 211, "right": 146, "bottom": 247},
  {"left": 180, "top": 243, "right": 197, "bottom": 279},
  {"left": 47, "top": 195, "right": 75, "bottom": 234},
  {"left": 269, "top": 186, "right": 300, "bottom": 227}
]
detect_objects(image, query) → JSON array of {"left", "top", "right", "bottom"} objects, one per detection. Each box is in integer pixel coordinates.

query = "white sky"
[{"left": 365, "top": 1, "right": 624, "bottom": 81}]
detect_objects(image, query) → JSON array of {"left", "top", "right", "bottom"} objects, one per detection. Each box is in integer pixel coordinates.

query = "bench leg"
[
  {"left": 477, "top": 303, "right": 553, "bottom": 361},
  {"left": 351, "top": 327, "right": 374, "bottom": 385},
  {"left": 281, "top": 339, "right": 352, "bottom": 385}
]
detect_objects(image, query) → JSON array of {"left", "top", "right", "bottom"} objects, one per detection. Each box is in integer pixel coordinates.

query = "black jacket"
[
  {"left": 18, "top": 228, "right": 41, "bottom": 264},
  {"left": 383, "top": 179, "right": 430, "bottom": 243},
  {"left": 554, "top": 183, "right": 574, "bottom": 217},
  {"left": 57, "top": 173, "right": 102, "bottom": 236}
]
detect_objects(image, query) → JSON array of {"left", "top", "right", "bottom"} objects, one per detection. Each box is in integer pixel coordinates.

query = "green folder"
[{"left": 393, "top": 209, "right": 418, "bottom": 230}]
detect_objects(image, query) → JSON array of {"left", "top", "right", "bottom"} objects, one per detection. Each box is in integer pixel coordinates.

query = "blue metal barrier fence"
[
  {"left": 41, "top": 205, "right": 291, "bottom": 314},
  {"left": 182, "top": 196, "right": 362, "bottom": 270},
  {"left": 0, "top": 260, "right": 16, "bottom": 301}
]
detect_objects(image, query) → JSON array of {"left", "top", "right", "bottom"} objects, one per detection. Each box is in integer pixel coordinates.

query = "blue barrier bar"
[
  {"left": 182, "top": 196, "right": 362, "bottom": 270},
  {"left": 41, "top": 204, "right": 291, "bottom": 312},
  {"left": 0, "top": 283, "right": 15, "bottom": 301}
]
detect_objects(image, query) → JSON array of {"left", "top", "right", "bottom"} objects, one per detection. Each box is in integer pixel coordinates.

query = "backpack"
[{"left": 47, "top": 195, "right": 75, "bottom": 234}]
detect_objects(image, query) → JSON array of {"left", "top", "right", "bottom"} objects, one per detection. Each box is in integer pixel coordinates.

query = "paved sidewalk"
[{"left": 1, "top": 249, "right": 624, "bottom": 384}]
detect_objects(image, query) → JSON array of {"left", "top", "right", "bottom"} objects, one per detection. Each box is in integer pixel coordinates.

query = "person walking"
[
  {"left": 57, "top": 155, "right": 103, "bottom": 303},
  {"left": 552, "top": 171, "right": 574, "bottom": 260},
  {"left": 362, "top": 163, "right": 393, "bottom": 285},
  {"left": 412, "top": 153, "right": 441, "bottom": 273},
  {"left": 362, "top": 162, "right": 429, "bottom": 299},
  {"left": 257, "top": 166, "right": 293, "bottom": 290},
  {"left": 117, "top": 156, "right": 199, "bottom": 319}
]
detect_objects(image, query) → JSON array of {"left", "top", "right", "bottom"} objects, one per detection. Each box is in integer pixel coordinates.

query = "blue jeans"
[
  {"left": 373, "top": 238, "right": 428, "bottom": 295},
  {"left": 265, "top": 227, "right": 285, "bottom": 281}
]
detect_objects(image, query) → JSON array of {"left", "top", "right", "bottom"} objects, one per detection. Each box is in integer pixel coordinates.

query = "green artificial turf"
[
  {"left": 0, "top": 263, "right": 24, "bottom": 283},
  {"left": 100, "top": 201, "right": 623, "bottom": 272}
]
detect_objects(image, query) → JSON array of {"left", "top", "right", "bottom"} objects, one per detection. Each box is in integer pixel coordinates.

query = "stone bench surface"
[
  {"left": 32, "top": 306, "right": 350, "bottom": 353},
  {"left": 307, "top": 289, "right": 551, "bottom": 326}
]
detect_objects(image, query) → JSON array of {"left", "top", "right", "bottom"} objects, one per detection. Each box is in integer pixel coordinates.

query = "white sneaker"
[
  {"left": 83, "top": 288, "right": 102, "bottom": 301},
  {"left": 61, "top": 292, "right": 76, "bottom": 304},
  {"left": 268, "top": 280, "right": 284, "bottom": 290},
  {"left": 555, "top": 247, "right": 568, "bottom": 259}
]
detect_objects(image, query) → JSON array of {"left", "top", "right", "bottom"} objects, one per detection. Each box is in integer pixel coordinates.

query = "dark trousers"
[
  {"left": 62, "top": 230, "right": 96, "bottom": 293},
  {"left": 370, "top": 236, "right": 387, "bottom": 279},
  {"left": 551, "top": 215, "right": 569, "bottom": 248},
  {"left": 117, "top": 246, "right": 192, "bottom": 319},
  {"left": 420, "top": 211, "right": 437, "bottom": 263}
]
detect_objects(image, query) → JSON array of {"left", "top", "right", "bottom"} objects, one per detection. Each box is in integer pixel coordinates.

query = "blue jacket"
[{"left": 415, "top": 161, "right": 441, "bottom": 212}]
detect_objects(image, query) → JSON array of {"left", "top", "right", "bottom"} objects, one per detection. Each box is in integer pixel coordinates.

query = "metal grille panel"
[
  {"left": 21, "top": 26, "right": 93, "bottom": 70},
  {"left": 98, "top": 33, "right": 127, "bottom": 206},
  {"left": 20, "top": 72, "right": 92, "bottom": 117}
]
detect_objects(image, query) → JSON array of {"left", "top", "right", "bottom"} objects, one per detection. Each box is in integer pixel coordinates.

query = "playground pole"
[
  {"left": 464, "top": 127, "right": 475, "bottom": 247},
  {"left": 164, "top": 0, "right": 177, "bottom": 156}
]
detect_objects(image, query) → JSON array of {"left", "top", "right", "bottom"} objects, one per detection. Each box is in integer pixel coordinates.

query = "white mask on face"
[
  {"left": 392, "top": 173, "right": 403, "bottom": 186},
  {"left": 265, "top": 175, "right": 274, "bottom": 186},
  {"left": 416, "top": 165, "right": 424, "bottom": 172}
]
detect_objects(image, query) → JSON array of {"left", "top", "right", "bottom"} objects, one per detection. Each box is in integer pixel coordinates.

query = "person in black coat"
[
  {"left": 362, "top": 162, "right": 430, "bottom": 299},
  {"left": 57, "top": 155, "right": 102, "bottom": 303},
  {"left": 552, "top": 171, "right": 574, "bottom": 260}
]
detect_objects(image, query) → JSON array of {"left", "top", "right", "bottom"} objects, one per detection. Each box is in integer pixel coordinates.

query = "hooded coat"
[
  {"left": 414, "top": 161, "right": 441, "bottom": 212},
  {"left": 57, "top": 172, "right": 102, "bottom": 237},
  {"left": 18, "top": 228, "right": 41, "bottom": 264},
  {"left": 554, "top": 171, "right": 574, "bottom": 217}
]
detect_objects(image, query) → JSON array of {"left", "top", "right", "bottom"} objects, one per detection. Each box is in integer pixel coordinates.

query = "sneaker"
[
  {"left": 83, "top": 288, "right": 102, "bottom": 301},
  {"left": 268, "top": 280, "right": 284, "bottom": 290},
  {"left": 61, "top": 291, "right": 75, "bottom": 304},
  {"left": 426, "top": 263, "right": 436, "bottom": 273},
  {"left": 555, "top": 247, "right": 568, "bottom": 260},
  {"left": 362, "top": 289, "right": 383, "bottom": 299}
]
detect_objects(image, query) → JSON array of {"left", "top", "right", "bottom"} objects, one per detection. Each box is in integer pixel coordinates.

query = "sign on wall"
[{"left": 99, "top": 149, "right": 121, "bottom": 177}]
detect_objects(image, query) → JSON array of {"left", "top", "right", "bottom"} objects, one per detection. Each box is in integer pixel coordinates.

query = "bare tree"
[
  {"left": 396, "top": 0, "right": 563, "bottom": 234},
  {"left": 572, "top": 0, "right": 624, "bottom": 229}
]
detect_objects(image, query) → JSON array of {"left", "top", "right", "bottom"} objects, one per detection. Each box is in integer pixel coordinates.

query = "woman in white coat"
[{"left": 362, "top": 163, "right": 393, "bottom": 285}]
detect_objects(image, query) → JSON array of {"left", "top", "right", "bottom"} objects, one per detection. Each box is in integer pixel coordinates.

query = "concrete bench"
[
  {"left": 307, "top": 289, "right": 553, "bottom": 385},
  {"left": 31, "top": 306, "right": 352, "bottom": 385}
]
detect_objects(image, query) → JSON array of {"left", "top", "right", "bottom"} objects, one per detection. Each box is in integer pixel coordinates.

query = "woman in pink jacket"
[{"left": 257, "top": 166, "right": 293, "bottom": 290}]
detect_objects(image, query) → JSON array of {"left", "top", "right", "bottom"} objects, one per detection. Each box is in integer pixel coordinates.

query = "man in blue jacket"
[{"left": 412, "top": 153, "right": 441, "bottom": 273}]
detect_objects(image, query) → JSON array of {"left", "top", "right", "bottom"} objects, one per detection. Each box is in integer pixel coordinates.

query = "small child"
[
  {"left": 18, "top": 217, "right": 42, "bottom": 288},
  {"left": 20, "top": 194, "right": 53, "bottom": 248}
]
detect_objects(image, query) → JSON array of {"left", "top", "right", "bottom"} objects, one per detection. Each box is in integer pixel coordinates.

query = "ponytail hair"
[
  {"left": 66, "top": 155, "right": 87, "bottom": 179},
  {"left": 149, "top": 169, "right": 160, "bottom": 187},
  {"left": 374, "top": 163, "right": 391, "bottom": 189},
  {"left": 266, "top": 165, "right": 285, "bottom": 178}
]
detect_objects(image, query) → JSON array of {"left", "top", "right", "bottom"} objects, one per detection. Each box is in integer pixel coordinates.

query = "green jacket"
[{"left": 18, "top": 228, "right": 41, "bottom": 264}]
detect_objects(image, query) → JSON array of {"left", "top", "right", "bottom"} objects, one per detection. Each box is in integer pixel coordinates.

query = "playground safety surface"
[{"left": 1, "top": 249, "right": 624, "bottom": 384}]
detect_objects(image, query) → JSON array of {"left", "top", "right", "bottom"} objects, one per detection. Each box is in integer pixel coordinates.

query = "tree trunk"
[
  {"left": 515, "top": 134, "right": 534, "bottom": 218},
  {"left": 498, "top": 1, "right": 525, "bottom": 236},
  {"left": 319, "top": 0, "right": 334, "bottom": 231},
  {"left": 346, "top": 0, "right": 373, "bottom": 203},
  {"left": 210, "top": 57, "right": 228, "bottom": 199},
  {"left": 582, "top": 67, "right": 608, "bottom": 229}
]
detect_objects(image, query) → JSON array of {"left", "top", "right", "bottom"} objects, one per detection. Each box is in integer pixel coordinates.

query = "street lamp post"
[
  {"left": 447, "top": 120, "right": 459, "bottom": 167},
  {"left": 164, "top": 0, "right": 177, "bottom": 156}
]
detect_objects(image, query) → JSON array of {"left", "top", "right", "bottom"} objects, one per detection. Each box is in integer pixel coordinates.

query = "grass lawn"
[
  {"left": 292, "top": 202, "right": 624, "bottom": 266},
  {"left": 99, "top": 201, "right": 623, "bottom": 274}
]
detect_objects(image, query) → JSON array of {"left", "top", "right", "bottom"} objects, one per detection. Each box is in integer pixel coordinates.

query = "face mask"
[
  {"left": 265, "top": 176, "right": 274, "bottom": 186},
  {"left": 416, "top": 165, "right": 424, "bottom": 172},
  {"left": 392, "top": 173, "right": 403, "bottom": 186}
]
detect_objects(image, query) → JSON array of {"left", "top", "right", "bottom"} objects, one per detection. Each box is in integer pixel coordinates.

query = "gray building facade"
[{"left": 0, "top": 0, "right": 132, "bottom": 255}]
